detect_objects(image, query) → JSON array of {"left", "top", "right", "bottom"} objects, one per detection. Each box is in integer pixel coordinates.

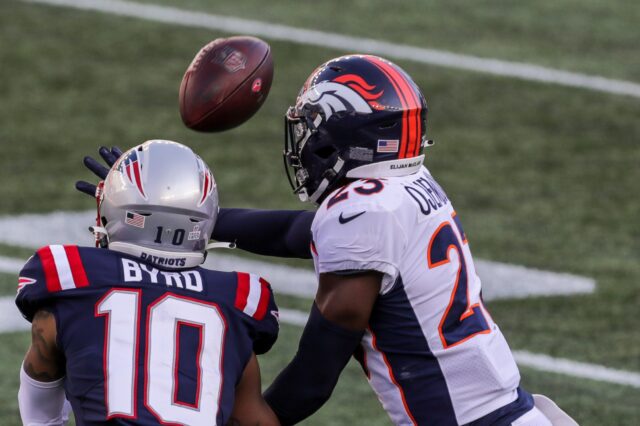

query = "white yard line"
[
  {"left": 513, "top": 351, "right": 640, "bottom": 389},
  {"left": 24, "top": 0, "right": 640, "bottom": 99},
  {"left": 0, "top": 210, "right": 595, "bottom": 301},
  {"left": 0, "top": 257, "right": 24, "bottom": 275},
  {"left": 1, "top": 294, "right": 637, "bottom": 388},
  {"left": 0, "top": 297, "right": 30, "bottom": 334}
]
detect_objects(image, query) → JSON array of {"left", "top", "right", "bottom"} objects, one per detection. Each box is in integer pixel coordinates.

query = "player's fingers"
[
  {"left": 75, "top": 181, "right": 97, "bottom": 197},
  {"left": 99, "top": 146, "right": 119, "bottom": 167},
  {"left": 84, "top": 156, "right": 110, "bottom": 179},
  {"left": 111, "top": 146, "right": 123, "bottom": 158}
]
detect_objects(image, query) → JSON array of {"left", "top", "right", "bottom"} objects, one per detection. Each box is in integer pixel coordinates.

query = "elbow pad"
[
  {"left": 19, "top": 363, "right": 67, "bottom": 426},
  {"left": 264, "top": 303, "right": 364, "bottom": 424}
]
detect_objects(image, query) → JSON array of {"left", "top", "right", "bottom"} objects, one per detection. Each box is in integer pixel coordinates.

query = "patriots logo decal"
[
  {"left": 17, "top": 277, "right": 36, "bottom": 294},
  {"left": 117, "top": 150, "right": 146, "bottom": 199}
]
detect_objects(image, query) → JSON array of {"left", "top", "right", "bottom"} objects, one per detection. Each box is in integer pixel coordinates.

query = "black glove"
[{"left": 75, "top": 146, "right": 123, "bottom": 196}]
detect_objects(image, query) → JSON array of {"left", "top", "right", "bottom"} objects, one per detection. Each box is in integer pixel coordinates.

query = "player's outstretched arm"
[
  {"left": 19, "top": 309, "right": 67, "bottom": 425},
  {"left": 264, "top": 271, "right": 381, "bottom": 424},
  {"left": 76, "top": 146, "right": 315, "bottom": 259},
  {"left": 214, "top": 208, "right": 314, "bottom": 259},
  {"left": 228, "top": 353, "right": 280, "bottom": 426}
]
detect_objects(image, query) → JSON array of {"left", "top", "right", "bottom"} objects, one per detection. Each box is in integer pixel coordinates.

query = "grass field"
[{"left": 1, "top": 0, "right": 639, "bottom": 425}]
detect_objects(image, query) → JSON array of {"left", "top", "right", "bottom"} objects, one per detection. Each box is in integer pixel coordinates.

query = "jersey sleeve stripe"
[
  {"left": 49, "top": 245, "right": 78, "bottom": 291},
  {"left": 242, "top": 274, "right": 262, "bottom": 318},
  {"left": 234, "top": 272, "right": 250, "bottom": 311},
  {"left": 38, "top": 245, "right": 88, "bottom": 292},
  {"left": 64, "top": 245, "right": 89, "bottom": 288},
  {"left": 252, "top": 278, "right": 271, "bottom": 320},
  {"left": 37, "top": 246, "right": 62, "bottom": 292}
]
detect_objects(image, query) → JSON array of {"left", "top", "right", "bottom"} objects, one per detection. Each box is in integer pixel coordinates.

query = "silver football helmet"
[{"left": 96, "top": 140, "right": 219, "bottom": 269}]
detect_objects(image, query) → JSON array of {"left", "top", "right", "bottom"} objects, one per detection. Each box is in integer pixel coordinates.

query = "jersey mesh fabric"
[
  {"left": 16, "top": 246, "right": 278, "bottom": 425},
  {"left": 311, "top": 167, "right": 525, "bottom": 425}
]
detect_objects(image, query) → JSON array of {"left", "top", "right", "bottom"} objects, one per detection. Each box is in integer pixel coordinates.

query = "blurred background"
[{"left": 1, "top": 0, "right": 638, "bottom": 424}]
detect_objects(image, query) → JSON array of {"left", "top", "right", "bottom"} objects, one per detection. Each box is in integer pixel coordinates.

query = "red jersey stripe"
[
  {"left": 64, "top": 245, "right": 89, "bottom": 288},
  {"left": 253, "top": 278, "right": 271, "bottom": 320},
  {"left": 37, "top": 246, "right": 62, "bottom": 293},
  {"left": 234, "top": 272, "right": 250, "bottom": 311}
]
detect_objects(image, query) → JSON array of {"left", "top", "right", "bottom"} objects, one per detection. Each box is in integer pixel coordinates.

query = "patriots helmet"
[
  {"left": 284, "top": 54, "right": 431, "bottom": 204},
  {"left": 95, "top": 140, "right": 219, "bottom": 269}
]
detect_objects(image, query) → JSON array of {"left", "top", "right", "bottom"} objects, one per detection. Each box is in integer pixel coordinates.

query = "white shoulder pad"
[{"left": 312, "top": 184, "right": 409, "bottom": 294}]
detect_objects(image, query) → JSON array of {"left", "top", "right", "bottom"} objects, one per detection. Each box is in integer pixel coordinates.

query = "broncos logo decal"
[{"left": 298, "top": 74, "right": 384, "bottom": 122}]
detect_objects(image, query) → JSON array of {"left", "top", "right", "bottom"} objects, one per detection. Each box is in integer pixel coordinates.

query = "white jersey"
[{"left": 311, "top": 166, "right": 525, "bottom": 425}]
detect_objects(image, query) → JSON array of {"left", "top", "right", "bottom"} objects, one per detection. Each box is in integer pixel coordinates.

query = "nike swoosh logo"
[{"left": 338, "top": 211, "right": 366, "bottom": 224}]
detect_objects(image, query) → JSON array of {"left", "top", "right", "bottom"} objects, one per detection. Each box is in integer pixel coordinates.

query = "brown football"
[{"left": 179, "top": 36, "right": 273, "bottom": 132}]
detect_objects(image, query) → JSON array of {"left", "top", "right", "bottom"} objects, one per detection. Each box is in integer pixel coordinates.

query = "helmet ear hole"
[
  {"left": 314, "top": 146, "right": 337, "bottom": 159},
  {"left": 379, "top": 121, "right": 398, "bottom": 130}
]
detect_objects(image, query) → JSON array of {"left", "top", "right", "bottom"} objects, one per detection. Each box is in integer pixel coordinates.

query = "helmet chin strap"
[
  {"left": 304, "top": 157, "right": 345, "bottom": 204},
  {"left": 206, "top": 241, "right": 236, "bottom": 250},
  {"left": 93, "top": 181, "right": 107, "bottom": 248},
  {"left": 88, "top": 226, "right": 109, "bottom": 249}
]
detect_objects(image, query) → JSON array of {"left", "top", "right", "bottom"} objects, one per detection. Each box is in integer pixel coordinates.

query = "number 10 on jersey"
[{"left": 96, "top": 289, "right": 226, "bottom": 423}]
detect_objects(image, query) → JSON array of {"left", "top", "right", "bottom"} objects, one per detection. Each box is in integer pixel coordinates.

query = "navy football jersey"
[{"left": 16, "top": 245, "right": 279, "bottom": 426}]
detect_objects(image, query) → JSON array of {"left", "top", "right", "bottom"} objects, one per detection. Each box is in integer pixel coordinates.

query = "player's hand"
[{"left": 75, "top": 146, "right": 123, "bottom": 196}]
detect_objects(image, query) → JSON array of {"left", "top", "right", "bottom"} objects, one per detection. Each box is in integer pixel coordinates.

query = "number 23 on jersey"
[{"left": 427, "top": 213, "right": 491, "bottom": 349}]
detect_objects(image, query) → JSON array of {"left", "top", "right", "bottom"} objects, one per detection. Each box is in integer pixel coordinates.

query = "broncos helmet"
[
  {"left": 95, "top": 140, "right": 219, "bottom": 269},
  {"left": 284, "top": 54, "right": 432, "bottom": 204}
]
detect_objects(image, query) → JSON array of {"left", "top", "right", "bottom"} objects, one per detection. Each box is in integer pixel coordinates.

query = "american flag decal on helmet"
[{"left": 118, "top": 150, "right": 146, "bottom": 199}]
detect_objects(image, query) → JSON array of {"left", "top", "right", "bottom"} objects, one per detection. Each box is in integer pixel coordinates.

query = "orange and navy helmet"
[{"left": 283, "top": 54, "right": 432, "bottom": 204}]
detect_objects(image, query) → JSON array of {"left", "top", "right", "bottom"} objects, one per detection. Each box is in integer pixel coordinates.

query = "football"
[{"left": 179, "top": 36, "right": 273, "bottom": 132}]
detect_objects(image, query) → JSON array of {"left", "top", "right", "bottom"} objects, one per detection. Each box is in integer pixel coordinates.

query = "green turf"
[
  {"left": 0, "top": 273, "right": 18, "bottom": 297},
  {"left": 136, "top": 0, "right": 640, "bottom": 81},
  {"left": 1, "top": 325, "right": 638, "bottom": 425},
  {"left": 1, "top": 0, "right": 639, "bottom": 424},
  {"left": 0, "top": 244, "right": 34, "bottom": 260}
]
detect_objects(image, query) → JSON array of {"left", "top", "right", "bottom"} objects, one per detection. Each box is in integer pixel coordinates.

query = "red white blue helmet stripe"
[{"left": 118, "top": 150, "right": 146, "bottom": 199}]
